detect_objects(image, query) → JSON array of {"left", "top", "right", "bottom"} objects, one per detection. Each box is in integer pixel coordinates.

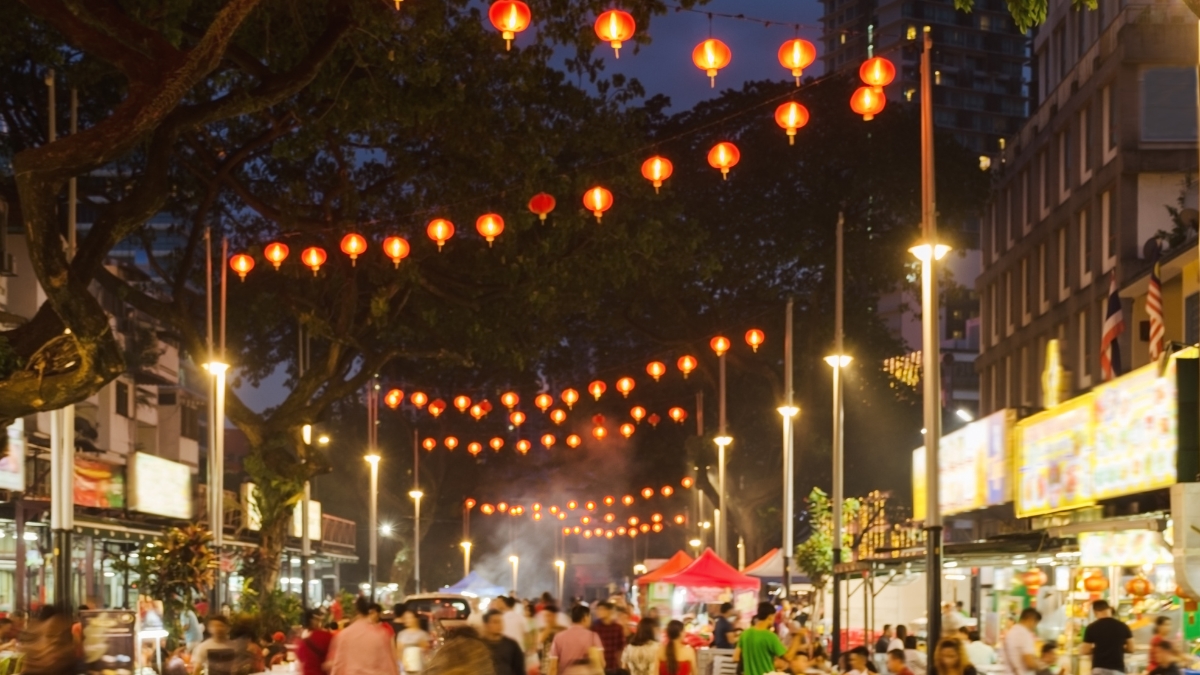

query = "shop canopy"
[
  {"left": 636, "top": 550, "right": 694, "bottom": 586},
  {"left": 442, "top": 571, "right": 507, "bottom": 597},
  {"left": 660, "top": 548, "right": 761, "bottom": 591},
  {"left": 742, "top": 548, "right": 812, "bottom": 584}
]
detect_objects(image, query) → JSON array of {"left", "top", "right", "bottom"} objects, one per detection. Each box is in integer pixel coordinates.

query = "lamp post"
[
  {"left": 461, "top": 541, "right": 472, "bottom": 577},
  {"left": 826, "top": 210, "right": 848, "bottom": 664},
  {"left": 409, "top": 490, "right": 424, "bottom": 593},
  {"left": 555, "top": 559, "right": 565, "bottom": 604},
  {"left": 711, "top": 336, "right": 731, "bottom": 560},
  {"left": 509, "top": 555, "right": 520, "bottom": 595},
  {"left": 777, "top": 404, "right": 798, "bottom": 594},
  {"left": 366, "top": 453, "right": 380, "bottom": 601}
]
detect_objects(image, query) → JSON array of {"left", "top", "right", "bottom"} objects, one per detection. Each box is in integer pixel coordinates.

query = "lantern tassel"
[
  {"left": 789, "top": 134, "right": 795, "bottom": 146},
  {"left": 393, "top": 260, "right": 400, "bottom": 269}
]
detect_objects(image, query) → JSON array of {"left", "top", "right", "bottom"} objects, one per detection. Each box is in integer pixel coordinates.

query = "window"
[
  {"left": 1039, "top": 243, "right": 1049, "bottom": 312},
  {"left": 1003, "top": 189, "right": 1012, "bottom": 248},
  {"left": 1102, "top": 85, "right": 1117, "bottom": 161},
  {"left": 1004, "top": 356, "right": 1012, "bottom": 407},
  {"left": 1079, "top": 308, "right": 1092, "bottom": 389},
  {"left": 1187, "top": 293, "right": 1200, "bottom": 344},
  {"left": 1020, "top": 346, "right": 1032, "bottom": 404},
  {"left": 907, "top": 25, "right": 917, "bottom": 40},
  {"left": 1021, "top": 257, "right": 1031, "bottom": 323},
  {"left": 1006, "top": 271, "right": 1014, "bottom": 335},
  {"left": 1058, "top": 226, "right": 1070, "bottom": 300},
  {"left": 1079, "top": 106, "right": 1092, "bottom": 183},
  {"left": 990, "top": 283, "right": 999, "bottom": 345},
  {"left": 1101, "top": 190, "right": 1116, "bottom": 270},
  {"left": 1141, "top": 67, "right": 1198, "bottom": 141},
  {"left": 1009, "top": 186, "right": 1019, "bottom": 246},
  {"left": 1058, "top": 131, "right": 1071, "bottom": 201},
  {"left": 115, "top": 381, "right": 130, "bottom": 418},
  {"left": 1055, "top": 24, "right": 1067, "bottom": 80},
  {"left": 1079, "top": 208, "right": 1092, "bottom": 287},
  {"left": 1022, "top": 170, "right": 1031, "bottom": 232},
  {"left": 181, "top": 404, "right": 202, "bottom": 441},
  {"left": 1040, "top": 151, "right": 1051, "bottom": 216}
]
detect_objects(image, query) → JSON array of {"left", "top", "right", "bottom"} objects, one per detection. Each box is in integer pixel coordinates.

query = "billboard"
[
  {"left": 75, "top": 458, "right": 125, "bottom": 508},
  {"left": 127, "top": 453, "right": 192, "bottom": 519},
  {"left": 0, "top": 419, "right": 26, "bottom": 491},
  {"left": 1079, "top": 529, "right": 1172, "bottom": 567},
  {"left": 912, "top": 409, "right": 1013, "bottom": 520}
]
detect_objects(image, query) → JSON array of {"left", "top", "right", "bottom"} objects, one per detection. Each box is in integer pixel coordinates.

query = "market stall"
[
  {"left": 635, "top": 550, "right": 694, "bottom": 617},
  {"left": 657, "top": 548, "right": 760, "bottom": 623}
]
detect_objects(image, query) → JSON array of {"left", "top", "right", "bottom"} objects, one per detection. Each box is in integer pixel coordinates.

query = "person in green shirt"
[{"left": 735, "top": 602, "right": 800, "bottom": 675}]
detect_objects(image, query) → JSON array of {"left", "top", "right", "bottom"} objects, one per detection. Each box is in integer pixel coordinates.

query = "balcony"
[{"left": 320, "top": 514, "right": 355, "bottom": 551}]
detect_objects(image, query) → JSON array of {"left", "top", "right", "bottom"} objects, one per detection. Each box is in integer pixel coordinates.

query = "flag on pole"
[
  {"left": 1148, "top": 263, "right": 1165, "bottom": 361},
  {"left": 1101, "top": 272, "right": 1125, "bottom": 381}
]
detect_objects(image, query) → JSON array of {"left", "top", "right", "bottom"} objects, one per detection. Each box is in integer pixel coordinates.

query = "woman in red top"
[
  {"left": 295, "top": 610, "right": 334, "bottom": 675},
  {"left": 659, "top": 620, "right": 697, "bottom": 675},
  {"left": 1149, "top": 617, "right": 1173, "bottom": 671}
]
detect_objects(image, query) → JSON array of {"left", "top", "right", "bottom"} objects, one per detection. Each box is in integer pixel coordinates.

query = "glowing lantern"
[
  {"left": 468, "top": 442, "right": 483, "bottom": 456},
  {"left": 562, "top": 527, "right": 570, "bottom": 535},
  {"left": 594, "top": 9, "right": 636, "bottom": 57},
  {"left": 516, "top": 439, "right": 532, "bottom": 454},
  {"left": 488, "top": 1, "right": 532, "bottom": 50},
  {"left": 500, "top": 392, "right": 519, "bottom": 409},
  {"left": 778, "top": 38, "right": 817, "bottom": 84},
  {"left": 589, "top": 380, "right": 607, "bottom": 400},
  {"left": 692, "top": 38, "right": 732, "bottom": 87},
  {"left": 630, "top": 406, "right": 646, "bottom": 424},
  {"left": 668, "top": 406, "right": 687, "bottom": 424},
  {"left": 745, "top": 328, "right": 765, "bottom": 352},
  {"left": 1126, "top": 575, "right": 1154, "bottom": 598},
  {"left": 541, "top": 433, "right": 556, "bottom": 449},
  {"left": 427, "top": 399, "right": 447, "bottom": 418},
  {"left": 264, "top": 242, "right": 289, "bottom": 270},
  {"left": 567, "top": 500, "right": 578, "bottom": 510},
  {"left": 651, "top": 513, "right": 663, "bottom": 523},
  {"left": 301, "top": 246, "right": 327, "bottom": 275},
  {"left": 646, "top": 361, "right": 666, "bottom": 381},
  {"left": 535, "top": 393, "right": 553, "bottom": 412},
  {"left": 479, "top": 400, "right": 493, "bottom": 414},
  {"left": 859, "top": 56, "right": 896, "bottom": 93},
  {"left": 710, "top": 336, "right": 731, "bottom": 356},
  {"left": 497, "top": 502, "right": 509, "bottom": 513},
  {"left": 509, "top": 411, "right": 526, "bottom": 427},
  {"left": 707, "top": 142, "right": 740, "bottom": 179},
  {"left": 340, "top": 233, "right": 367, "bottom": 265},
  {"left": 382, "top": 236, "right": 410, "bottom": 267},
  {"left": 661, "top": 486, "right": 674, "bottom": 497},
  {"left": 850, "top": 86, "right": 886, "bottom": 121},
  {"left": 533, "top": 513, "right": 542, "bottom": 521},
  {"left": 411, "top": 392, "right": 428, "bottom": 408},
  {"left": 605, "top": 530, "right": 615, "bottom": 539},
  {"left": 454, "top": 395, "right": 472, "bottom": 413},
  {"left": 465, "top": 498, "right": 477, "bottom": 509},
  {"left": 592, "top": 414, "right": 605, "bottom": 426},
  {"left": 528, "top": 193, "right": 556, "bottom": 221},
  {"left": 602, "top": 514, "right": 614, "bottom": 524},
  {"left": 427, "top": 218, "right": 455, "bottom": 250},
  {"left": 585, "top": 501, "right": 596, "bottom": 511},
  {"left": 561, "top": 388, "right": 580, "bottom": 409},
  {"left": 583, "top": 530, "right": 593, "bottom": 539},
  {"left": 641, "top": 487, "right": 654, "bottom": 499},
  {"left": 674, "top": 515, "right": 686, "bottom": 525},
  {"left": 574, "top": 526, "right": 582, "bottom": 534},
  {"left": 617, "top": 526, "right": 627, "bottom": 535},
  {"left": 681, "top": 477, "right": 694, "bottom": 488},
  {"left": 490, "top": 437, "right": 505, "bottom": 452},
  {"left": 615, "top": 377, "right": 635, "bottom": 397},
  {"left": 628, "top": 516, "right": 640, "bottom": 526},
  {"left": 1083, "top": 572, "right": 1108, "bottom": 594},
  {"left": 647, "top": 413, "right": 661, "bottom": 427},
  {"left": 774, "top": 102, "right": 810, "bottom": 145},
  {"left": 532, "top": 503, "right": 540, "bottom": 511},
  {"left": 583, "top": 187, "right": 613, "bottom": 222},
  {"left": 603, "top": 496, "right": 614, "bottom": 506},
  {"left": 622, "top": 495, "right": 635, "bottom": 506},
  {"left": 422, "top": 438, "right": 437, "bottom": 451},
  {"left": 384, "top": 388, "right": 404, "bottom": 409},
  {"left": 475, "top": 213, "right": 505, "bottom": 246},
  {"left": 619, "top": 423, "right": 635, "bottom": 438},
  {"left": 1022, "top": 569, "right": 1048, "bottom": 594},
  {"left": 639, "top": 523, "right": 651, "bottom": 533},
  {"left": 444, "top": 436, "right": 459, "bottom": 450},
  {"left": 677, "top": 356, "right": 697, "bottom": 378},
  {"left": 566, "top": 434, "right": 582, "bottom": 448},
  {"left": 229, "top": 253, "right": 254, "bottom": 281},
  {"left": 640, "top": 156, "right": 673, "bottom": 193},
  {"left": 481, "top": 504, "right": 495, "bottom": 515},
  {"left": 651, "top": 523, "right": 663, "bottom": 533},
  {"left": 549, "top": 505, "right": 558, "bottom": 514},
  {"left": 550, "top": 409, "right": 567, "bottom": 425},
  {"left": 629, "top": 529, "right": 638, "bottom": 538},
  {"left": 592, "top": 426, "right": 607, "bottom": 440},
  {"left": 581, "top": 516, "right": 591, "bottom": 525},
  {"left": 558, "top": 512, "right": 566, "bottom": 520},
  {"left": 469, "top": 404, "right": 485, "bottom": 421}
]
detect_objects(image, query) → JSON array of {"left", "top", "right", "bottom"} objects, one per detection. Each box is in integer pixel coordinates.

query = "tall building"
[
  {"left": 977, "top": 0, "right": 1197, "bottom": 415},
  {"left": 820, "top": 0, "right": 1030, "bottom": 153}
]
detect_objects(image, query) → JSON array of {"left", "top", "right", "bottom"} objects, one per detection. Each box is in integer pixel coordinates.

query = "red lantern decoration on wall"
[
  {"left": 229, "top": 253, "right": 254, "bottom": 281},
  {"left": 529, "top": 193, "right": 556, "bottom": 222},
  {"left": 427, "top": 399, "right": 446, "bottom": 418},
  {"left": 707, "top": 142, "right": 740, "bottom": 179},
  {"left": 646, "top": 361, "right": 666, "bottom": 381},
  {"left": 774, "top": 102, "right": 810, "bottom": 145},
  {"left": 264, "top": 242, "right": 289, "bottom": 270},
  {"left": 778, "top": 39, "right": 817, "bottom": 84},
  {"left": 594, "top": 9, "right": 636, "bottom": 57},
  {"left": 583, "top": 186, "right": 613, "bottom": 222},
  {"left": 588, "top": 380, "right": 607, "bottom": 400},
  {"left": 410, "top": 391, "right": 428, "bottom": 408},
  {"left": 382, "top": 236, "right": 410, "bottom": 267},
  {"left": 850, "top": 87, "right": 886, "bottom": 121},
  {"left": 301, "top": 247, "right": 327, "bottom": 275},
  {"left": 692, "top": 38, "right": 732, "bottom": 87},
  {"left": 668, "top": 407, "right": 688, "bottom": 424},
  {"left": 454, "top": 395, "right": 472, "bottom": 413},
  {"left": 710, "top": 336, "right": 731, "bottom": 356},
  {"left": 427, "top": 218, "right": 455, "bottom": 250},
  {"left": 1126, "top": 575, "right": 1154, "bottom": 598},
  {"left": 566, "top": 434, "right": 582, "bottom": 448},
  {"left": 340, "top": 233, "right": 367, "bottom": 265},
  {"left": 1082, "top": 571, "right": 1109, "bottom": 594},
  {"left": 488, "top": 0, "right": 532, "bottom": 50},
  {"left": 859, "top": 56, "right": 896, "bottom": 93},
  {"left": 641, "top": 156, "right": 673, "bottom": 193},
  {"left": 677, "top": 355, "right": 697, "bottom": 378},
  {"left": 535, "top": 393, "right": 554, "bottom": 412},
  {"left": 1022, "top": 569, "right": 1048, "bottom": 596},
  {"left": 630, "top": 406, "right": 646, "bottom": 423},
  {"left": 745, "top": 328, "right": 765, "bottom": 352},
  {"left": 384, "top": 388, "right": 404, "bottom": 409},
  {"left": 476, "top": 213, "right": 505, "bottom": 246},
  {"left": 561, "top": 388, "right": 580, "bottom": 409},
  {"left": 500, "top": 392, "right": 519, "bottom": 409}
]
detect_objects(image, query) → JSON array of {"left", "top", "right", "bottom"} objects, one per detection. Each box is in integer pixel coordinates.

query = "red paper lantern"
[
  {"left": 382, "top": 236, "right": 410, "bottom": 267},
  {"left": 566, "top": 434, "right": 582, "bottom": 448},
  {"left": 778, "top": 39, "right": 817, "bottom": 84},
  {"left": 528, "top": 193, "right": 556, "bottom": 221},
  {"left": 464, "top": 498, "right": 477, "bottom": 509},
  {"left": 594, "top": 10, "right": 636, "bottom": 57},
  {"left": 427, "top": 399, "right": 446, "bottom": 418},
  {"left": 469, "top": 404, "right": 485, "bottom": 421},
  {"left": 651, "top": 513, "right": 663, "bottom": 523},
  {"left": 588, "top": 380, "right": 607, "bottom": 400},
  {"left": 541, "top": 433, "right": 556, "bottom": 449},
  {"left": 561, "top": 388, "right": 580, "bottom": 409},
  {"left": 454, "top": 395, "right": 472, "bottom": 412},
  {"left": 1022, "top": 569, "right": 1048, "bottom": 593},
  {"left": 661, "top": 486, "right": 673, "bottom": 497},
  {"left": 1126, "top": 576, "right": 1154, "bottom": 598},
  {"left": 674, "top": 515, "right": 686, "bottom": 524},
  {"left": 677, "top": 355, "right": 697, "bottom": 378},
  {"left": 628, "top": 516, "right": 640, "bottom": 526},
  {"left": 500, "top": 392, "right": 519, "bottom": 409},
  {"left": 615, "top": 377, "right": 635, "bottom": 397},
  {"left": 646, "top": 361, "right": 666, "bottom": 381},
  {"left": 585, "top": 501, "right": 596, "bottom": 511},
  {"left": 510, "top": 411, "right": 526, "bottom": 427},
  {"left": 550, "top": 409, "right": 567, "bottom": 425},
  {"left": 384, "top": 388, "right": 404, "bottom": 409},
  {"left": 481, "top": 503, "right": 495, "bottom": 515},
  {"left": 630, "top": 406, "right": 646, "bottom": 423},
  {"left": 427, "top": 218, "right": 455, "bottom": 250},
  {"left": 583, "top": 186, "right": 613, "bottom": 222},
  {"left": 850, "top": 86, "right": 886, "bottom": 121},
  {"left": 619, "top": 423, "right": 635, "bottom": 438},
  {"left": 603, "top": 496, "right": 614, "bottom": 507},
  {"left": 745, "top": 328, "right": 765, "bottom": 352},
  {"left": 301, "top": 246, "right": 327, "bottom": 275},
  {"left": 488, "top": 0, "right": 532, "bottom": 50},
  {"left": 475, "top": 213, "right": 505, "bottom": 246},
  {"left": 229, "top": 253, "right": 254, "bottom": 281},
  {"left": 515, "top": 439, "right": 532, "bottom": 454},
  {"left": 622, "top": 495, "right": 635, "bottom": 506},
  {"left": 410, "top": 392, "right": 428, "bottom": 408},
  {"left": 467, "top": 442, "right": 483, "bottom": 456},
  {"left": 774, "top": 102, "right": 810, "bottom": 145},
  {"left": 535, "top": 393, "right": 554, "bottom": 412},
  {"left": 641, "top": 487, "right": 654, "bottom": 499},
  {"left": 859, "top": 56, "right": 896, "bottom": 92},
  {"left": 489, "top": 437, "right": 505, "bottom": 452},
  {"left": 422, "top": 437, "right": 437, "bottom": 451},
  {"left": 1083, "top": 572, "right": 1109, "bottom": 594},
  {"left": 707, "top": 142, "right": 740, "bottom": 179},
  {"left": 681, "top": 477, "right": 694, "bottom": 488},
  {"left": 592, "top": 426, "right": 607, "bottom": 440},
  {"left": 693, "top": 38, "right": 732, "bottom": 87},
  {"left": 668, "top": 406, "right": 687, "bottom": 424},
  {"left": 710, "top": 336, "right": 731, "bottom": 356},
  {"left": 340, "top": 233, "right": 367, "bottom": 265},
  {"left": 264, "top": 242, "right": 289, "bottom": 270},
  {"left": 641, "top": 156, "right": 674, "bottom": 193},
  {"left": 444, "top": 436, "right": 459, "bottom": 450},
  {"left": 647, "top": 413, "right": 661, "bottom": 427}
]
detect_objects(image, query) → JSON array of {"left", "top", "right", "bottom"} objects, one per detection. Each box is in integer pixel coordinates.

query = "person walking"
[
  {"left": 191, "top": 615, "right": 231, "bottom": 675},
  {"left": 591, "top": 602, "right": 626, "bottom": 675},
  {"left": 735, "top": 602, "right": 799, "bottom": 675},
  {"left": 1148, "top": 617, "right": 1174, "bottom": 672},
  {"left": 482, "top": 610, "right": 526, "bottom": 675},
  {"left": 1081, "top": 601, "right": 1134, "bottom": 675},
  {"left": 538, "top": 605, "right": 567, "bottom": 675},
  {"left": 931, "top": 639, "right": 977, "bottom": 675},
  {"left": 903, "top": 637, "right": 927, "bottom": 675},
  {"left": 551, "top": 606, "right": 603, "bottom": 673},
  {"left": 396, "top": 608, "right": 430, "bottom": 674},
  {"left": 887, "top": 649, "right": 914, "bottom": 675},
  {"left": 889, "top": 626, "right": 908, "bottom": 652},
  {"left": 659, "top": 620, "right": 696, "bottom": 675},
  {"left": 328, "top": 597, "right": 399, "bottom": 675},
  {"left": 1000, "top": 608, "right": 1042, "bottom": 675},
  {"left": 712, "top": 603, "right": 739, "bottom": 650},
  {"left": 621, "top": 619, "right": 660, "bottom": 675},
  {"left": 962, "top": 629, "right": 996, "bottom": 667},
  {"left": 296, "top": 610, "right": 333, "bottom": 675}
]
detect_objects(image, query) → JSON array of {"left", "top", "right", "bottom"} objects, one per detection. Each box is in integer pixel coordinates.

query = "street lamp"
[
  {"left": 461, "top": 541, "right": 472, "bottom": 577},
  {"left": 714, "top": 434, "right": 732, "bottom": 560},
  {"left": 509, "top": 555, "right": 519, "bottom": 594},
  {"left": 824, "top": 353, "right": 851, "bottom": 660},
  {"left": 955, "top": 408, "right": 974, "bottom": 422},
  {"left": 204, "top": 360, "right": 230, "bottom": 607},
  {"left": 554, "top": 559, "right": 565, "bottom": 604},
  {"left": 688, "top": 538, "right": 702, "bottom": 553},
  {"left": 409, "top": 490, "right": 424, "bottom": 594},
  {"left": 777, "top": 404, "right": 799, "bottom": 597},
  {"left": 365, "top": 453, "right": 380, "bottom": 601}
]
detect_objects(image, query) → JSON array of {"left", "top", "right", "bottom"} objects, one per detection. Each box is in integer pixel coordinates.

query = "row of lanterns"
[{"left": 467, "top": 481, "right": 694, "bottom": 516}]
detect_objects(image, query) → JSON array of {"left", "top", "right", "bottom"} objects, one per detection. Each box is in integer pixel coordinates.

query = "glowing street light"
[
  {"left": 461, "top": 541, "right": 472, "bottom": 577},
  {"left": 509, "top": 555, "right": 520, "bottom": 594}
]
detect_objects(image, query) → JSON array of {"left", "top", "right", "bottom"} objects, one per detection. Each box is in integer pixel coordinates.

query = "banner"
[
  {"left": 128, "top": 453, "right": 192, "bottom": 519},
  {"left": 913, "top": 409, "right": 1013, "bottom": 519},
  {"left": 0, "top": 419, "right": 25, "bottom": 491},
  {"left": 74, "top": 458, "right": 125, "bottom": 509}
]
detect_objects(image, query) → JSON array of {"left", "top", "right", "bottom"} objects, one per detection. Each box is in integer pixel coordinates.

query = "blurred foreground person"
[
  {"left": 20, "top": 607, "right": 74, "bottom": 675},
  {"left": 424, "top": 626, "right": 494, "bottom": 675},
  {"left": 328, "top": 597, "right": 398, "bottom": 675}
]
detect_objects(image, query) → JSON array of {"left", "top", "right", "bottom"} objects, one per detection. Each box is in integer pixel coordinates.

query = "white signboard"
[{"left": 128, "top": 452, "right": 192, "bottom": 519}]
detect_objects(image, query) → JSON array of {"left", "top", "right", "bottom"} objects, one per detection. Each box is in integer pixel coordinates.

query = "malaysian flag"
[
  {"left": 1148, "top": 263, "right": 1165, "bottom": 361},
  {"left": 1101, "top": 272, "right": 1125, "bottom": 381}
]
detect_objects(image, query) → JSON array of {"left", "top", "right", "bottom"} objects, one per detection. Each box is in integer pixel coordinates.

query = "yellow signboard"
[{"left": 913, "top": 409, "right": 1013, "bottom": 520}]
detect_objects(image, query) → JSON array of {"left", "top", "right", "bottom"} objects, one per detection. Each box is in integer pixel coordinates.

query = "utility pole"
[{"left": 830, "top": 213, "right": 846, "bottom": 665}]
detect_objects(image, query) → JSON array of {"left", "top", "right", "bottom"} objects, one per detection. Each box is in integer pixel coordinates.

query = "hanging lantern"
[
  {"left": 617, "top": 526, "right": 627, "bottom": 535},
  {"left": 668, "top": 406, "right": 687, "bottom": 424},
  {"left": 615, "top": 377, "right": 635, "bottom": 397},
  {"left": 640, "top": 156, "right": 674, "bottom": 193},
  {"left": 510, "top": 411, "right": 526, "bottom": 427},
  {"left": 566, "top": 434, "right": 582, "bottom": 448},
  {"left": 382, "top": 236, "right": 410, "bottom": 267},
  {"left": 444, "top": 436, "right": 459, "bottom": 450},
  {"left": 647, "top": 413, "right": 661, "bottom": 427},
  {"left": 630, "top": 406, "right": 646, "bottom": 423},
  {"left": 605, "top": 530, "right": 615, "bottom": 539},
  {"left": 1022, "top": 569, "right": 1048, "bottom": 594},
  {"left": 710, "top": 336, "right": 731, "bottom": 356},
  {"left": 583, "top": 530, "right": 593, "bottom": 539},
  {"left": 427, "top": 399, "right": 447, "bottom": 418},
  {"left": 603, "top": 496, "right": 614, "bottom": 507},
  {"left": 652, "top": 523, "right": 663, "bottom": 533},
  {"left": 677, "top": 355, "right": 697, "bottom": 378},
  {"left": 410, "top": 391, "right": 428, "bottom": 408},
  {"left": 850, "top": 86, "right": 886, "bottom": 121},
  {"left": 778, "top": 38, "right": 817, "bottom": 84},
  {"left": 500, "top": 392, "right": 519, "bottom": 409},
  {"left": 588, "top": 380, "right": 607, "bottom": 400},
  {"left": 532, "top": 503, "right": 541, "bottom": 511},
  {"left": 745, "top": 328, "right": 765, "bottom": 352},
  {"left": 229, "top": 253, "right": 255, "bottom": 281},
  {"left": 465, "top": 498, "right": 477, "bottom": 509},
  {"left": 469, "top": 404, "right": 486, "bottom": 421},
  {"left": 774, "top": 102, "right": 810, "bottom": 145},
  {"left": 581, "top": 516, "right": 591, "bottom": 525},
  {"left": 674, "top": 515, "right": 686, "bottom": 525},
  {"left": 479, "top": 400, "right": 493, "bottom": 414},
  {"left": 592, "top": 414, "right": 605, "bottom": 426},
  {"left": 549, "top": 505, "right": 559, "bottom": 514},
  {"left": 601, "top": 513, "right": 613, "bottom": 523},
  {"left": 661, "top": 486, "right": 674, "bottom": 497},
  {"left": 646, "top": 361, "right": 666, "bottom": 381},
  {"left": 628, "top": 516, "right": 640, "bottom": 526},
  {"left": 1126, "top": 575, "right": 1154, "bottom": 598},
  {"left": 533, "top": 512, "right": 542, "bottom": 521},
  {"left": 301, "top": 246, "right": 327, "bottom": 275},
  {"left": 535, "top": 393, "right": 554, "bottom": 412},
  {"left": 384, "top": 388, "right": 404, "bottom": 409},
  {"left": 594, "top": 9, "right": 636, "bottom": 57},
  {"left": 692, "top": 38, "right": 732, "bottom": 87},
  {"left": 1082, "top": 571, "right": 1109, "bottom": 594},
  {"left": 422, "top": 437, "right": 437, "bottom": 451},
  {"left": 454, "top": 395, "right": 472, "bottom": 413},
  {"left": 622, "top": 495, "right": 635, "bottom": 506},
  {"left": 640, "top": 523, "right": 651, "bottom": 533},
  {"left": 541, "top": 433, "right": 556, "bottom": 449},
  {"left": 629, "top": 529, "right": 638, "bottom": 538},
  {"left": 488, "top": 0, "right": 532, "bottom": 50},
  {"left": 467, "top": 442, "right": 483, "bottom": 456},
  {"left": 550, "top": 409, "right": 567, "bottom": 425},
  {"left": 427, "top": 218, "right": 455, "bottom": 250},
  {"left": 497, "top": 502, "right": 509, "bottom": 513},
  {"left": 528, "top": 193, "right": 556, "bottom": 222},
  {"left": 489, "top": 437, "right": 505, "bottom": 452},
  {"left": 475, "top": 213, "right": 505, "bottom": 246},
  {"left": 681, "top": 476, "right": 694, "bottom": 488},
  {"left": 264, "top": 242, "right": 289, "bottom": 270},
  {"left": 561, "top": 388, "right": 580, "bottom": 409},
  {"left": 619, "top": 423, "right": 635, "bottom": 438},
  {"left": 516, "top": 439, "right": 532, "bottom": 454},
  {"left": 641, "top": 487, "right": 654, "bottom": 499},
  {"left": 585, "top": 501, "right": 597, "bottom": 511},
  {"left": 481, "top": 504, "right": 495, "bottom": 515},
  {"left": 859, "top": 56, "right": 896, "bottom": 93},
  {"left": 583, "top": 186, "right": 613, "bottom": 222},
  {"left": 340, "top": 233, "right": 367, "bottom": 265},
  {"left": 651, "top": 513, "right": 663, "bottom": 523},
  {"left": 567, "top": 500, "right": 578, "bottom": 510},
  {"left": 707, "top": 142, "right": 740, "bottom": 179},
  {"left": 557, "top": 511, "right": 567, "bottom": 520},
  {"left": 592, "top": 425, "right": 607, "bottom": 440}
]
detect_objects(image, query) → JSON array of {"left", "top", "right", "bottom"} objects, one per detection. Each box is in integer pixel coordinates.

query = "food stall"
[
  {"left": 657, "top": 548, "right": 760, "bottom": 626},
  {"left": 635, "top": 550, "right": 693, "bottom": 619}
]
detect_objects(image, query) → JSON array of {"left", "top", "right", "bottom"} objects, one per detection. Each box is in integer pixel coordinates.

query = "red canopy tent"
[
  {"left": 636, "top": 550, "right": 694, "bottom": 587},
  {"left": 661, "top": 548, "right": 761, "bottom": 594}
]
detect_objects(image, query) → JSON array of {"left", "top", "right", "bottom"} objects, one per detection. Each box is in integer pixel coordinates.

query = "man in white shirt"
[
  {"left": 1001, "top": 608, "right": 1042, "bottom": 675},
  {"left": 961, "top": 628, "right": 997, "bottom": 666},
  {"left": 498, "top": 596, "right": 528, "bottom": 651}
]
